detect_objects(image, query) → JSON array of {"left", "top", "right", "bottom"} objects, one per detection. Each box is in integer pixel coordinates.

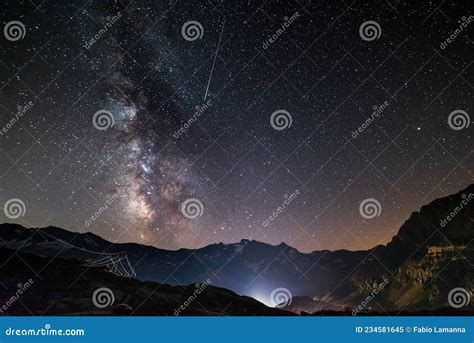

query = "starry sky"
[{"left": 0, "top": 0, "right": 472, "bottom": 252}]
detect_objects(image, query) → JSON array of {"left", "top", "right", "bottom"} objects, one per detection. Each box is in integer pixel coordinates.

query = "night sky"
[{"left": 0, "top": 0, "right": 472, "bottom": 252}]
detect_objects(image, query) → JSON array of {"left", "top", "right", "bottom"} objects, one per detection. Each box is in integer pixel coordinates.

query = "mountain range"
[{"left": 0, "top": 183, "right": 472, "bottom": 315}]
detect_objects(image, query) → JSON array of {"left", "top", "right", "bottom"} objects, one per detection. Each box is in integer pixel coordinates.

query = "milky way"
[{"left": 0, "top": 0, "right": 472, "bottom": 251}]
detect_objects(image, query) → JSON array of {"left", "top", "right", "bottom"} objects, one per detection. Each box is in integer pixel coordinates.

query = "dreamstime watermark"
[
  {"left": 5, "top": 324, "right": 85, "bottom": 337},
  {"left": 84, "top": 12, "right": 122, "bottom": 49},
  {"left": 262, "top": 189, "right": 300, "bottom": 227},
  {"left": 359, "top": 198, "right": 381, "bottom": 219},
  {"left": 359, "top": 21, "right": 381, "bottom": 41},
  {"left": 181, "top": 21, "right": 203, "bottom": 41},
  {"left": 352, "top": 277, "right": 390, "bottom": 315},
  {"left": 0, "top": 278, "right": 34, "bottom": 315},
  {"left": 448, "top": 109, "right": 470, "bottom": 131},
  {"left": 92, "top": 110, "right": 115, "bottom": 130},
  {"left": 173, "top": 279, "right": 211, "bottom": 316},
  {"left": 440, "top": 16, "right": 474, "bottom": 50},
  {"left": 262, "top": 12, "right": 300, "bottom": 50},
  {"left": 0, "top": 101, "right": 34, "bottom": 137},
  {"left": 3, "top": 198, "right": 26, "bottom": 219},
  {"left": 172, "top": 99, "right": 213, "bottom": 139},
  {"left": 440, "top": 193, "right": 474, "bottom": 228},
  {"left": 84, "top": 189, "right": 125, "bottom": 228},
  {"left": 270, "top": 287, "right": 292, "bottom": 308},
  {"left": 4, "top": 21, "right": 26, "bottom": 41},
  {"left": 181, "top": 198, "right": 204, "bottom": 219},
  {"left": 92, "top": 287, "right": 115, "bottom": 308},
  {"left": 448, "top": 287, "right": 471, "bottom": 308},
  {"left": 270, "top": 109, "right": 292, "bottom": 130},
  {"left": 351, "top": 101, "right": 389, "bottom": 139}
]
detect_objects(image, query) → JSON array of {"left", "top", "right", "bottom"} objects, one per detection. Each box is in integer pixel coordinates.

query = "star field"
[{"left": 0, "top": 0, "right": 472, "bottom": 252}]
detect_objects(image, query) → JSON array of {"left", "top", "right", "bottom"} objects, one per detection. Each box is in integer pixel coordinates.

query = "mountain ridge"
[
  {"left": 5, "top": 182, "right": 472, "bottom": 255},
  {"left": 1, "top": 183, "right": 473, "bottom": 313}
]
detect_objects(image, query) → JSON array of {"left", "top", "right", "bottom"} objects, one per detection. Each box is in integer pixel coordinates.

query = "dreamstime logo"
[
  {"left": 181, "top": 198, "right": 204, "bottom": 219},
  {"left": 270, "top": 109, "right": 292, "bottom": 131},
  {"left": 352, "top": 277, "right": 390, "bottom": 316},
  {"left": 0, "top": 101, "right": 34, "bottom": 137},
  {"left": 440, "top": 16, "right": 474, "bottom": 50},
  {"left": 4, "top": 21, "right": 26, "bottom": 41},
  {"left": 92, "top": 287, "right": 115, "bottom": 308},
  {"left": 351, "top": 101, "right": 389, "bottom": 139},
  {"left": 84, "top": 12, "right": 122, "bottom": 49},
  {"left": 3, "top": 198, "right": 26, "bottom": 219},
  {"left": 448, "top": 287, "right": 471, "bottom": 308},
  {"left": 359, "top": 21, "right": 381, "bottom": 41},
  {"left": 270, "top": 287, "right": 292, "bottom": 308},
  {"left": 92, "top": 110, "right": 114, "bottom": 131},
  {"left": 174, "top": 279, "right": 211, "bottom": 316},
  {"left": 172, "top": 98, "right": 213, "bottom": 139},
  {"left": 262, "top": 189, "right": 300, "bottom": 227},
  {"left": 181, "top": 21, "right": 203, "bottom": 41},
  {"left": 5, "top": 323, "right": 85, "bottom": 336},
  {"left": 448, "top": 110, "right": 470, "bottom": 131},
  {"left": 359, "top": 198, "right": 381, "bottom": 219},
  {"left": 0, "top": 278, "right": 34, "bottom": 315},
  {"left": 440, "top": 193, "right": 473, "bottom": 228},
  {"left": 262, "top": 12, "right": 300, "bottom": 50},
  {"left": 84, "top": 189, "right": 125, "bottom": 228}
]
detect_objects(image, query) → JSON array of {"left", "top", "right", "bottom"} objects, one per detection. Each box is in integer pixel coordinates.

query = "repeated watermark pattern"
[
  {"left": 3, "top": 198, "right": 26, "bottom": 219},
  {"left": 181, "top": 198, "right": 204, "bottom": 219},
  {"left": 440, "top": 193, "right": 474, "bottom": 228},
  {"left": 352, "top": 277, "right": 390, "bottom": 315},
  {"left": 0, "top": 101, "right": 34, "bottom": 137},
  {"left": 0, "top": 279, "right": 35, "bottom": 315},
  {"left": 447, "top": 287, "right": 471, "bottom": 308},
  {"left": 92, "top": 287, "right": 115, "bottom": 308},
  {"left": 173, "top": 279, "right": 211, "bottom": 316},
  {"left": 270, "top": 287, "right": 292, "bottom": 308},
  {"left": 181, "top": 21, "right": 204, "bottom": 41},
  {"left": 270, "top": 109, "right": 293, "bottom": 131},
  {"left": 440, "top": 16, "right": 474, "bottom": 50},
  {"left": 172, "top": 99, "right": 213, "bottom": 139},
  {"left": 447, "top": 109, "right": 470, "bottom": 131},
  {"left": 359, "top": 21, "right": 381, "bottom": 41},
  {"left": 262, "top": 12, "right": 301, "bottom": 50},
  {"left": 84, "top": 12, "right": 123, "bottom": 49},
  {"left": 92, "top": 110, "right": 115, "bottom": 131},
  {"left": 351, "top": 101, "right": 389, "bottom": 139},
  {"left": 262, "top": 189, "right": 300, "bottom": 227},
  {"left": 0, "top": 0, "right": 472, "bottom": 320},
  {"left": 4, "top": 21, "right": 26, "bottom": 41},
  {"left": 359, "top": 198, "right": 381, "bottom": 219},
  {"left": 84, "top": 189, "right": 125, "bottom": 228}
]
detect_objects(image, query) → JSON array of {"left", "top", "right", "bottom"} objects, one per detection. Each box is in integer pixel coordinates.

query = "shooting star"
[{"left": 204, "top": 18, "right": 226, "bottom": 100}]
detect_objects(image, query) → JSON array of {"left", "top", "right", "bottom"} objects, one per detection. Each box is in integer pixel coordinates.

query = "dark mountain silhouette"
[
  {"left": 0, "top": 183, "right": 472, "bottom": 315},
  {"left": 0, "top": 246, "right": 291, "bottom": 315}
]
